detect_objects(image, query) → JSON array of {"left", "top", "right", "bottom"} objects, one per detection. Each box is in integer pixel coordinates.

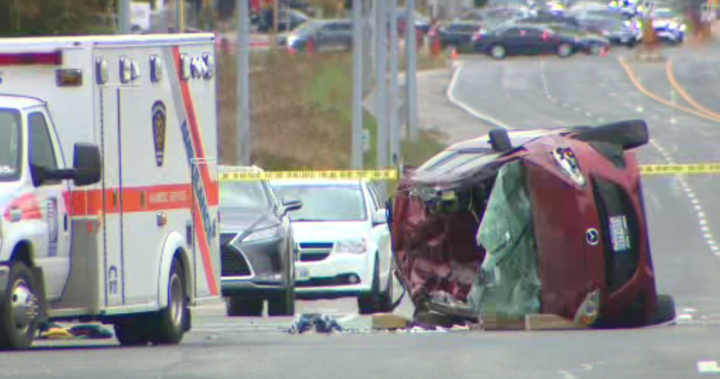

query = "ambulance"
[{"left": 0, "top": 34, "right": 220, "bottom": 349}]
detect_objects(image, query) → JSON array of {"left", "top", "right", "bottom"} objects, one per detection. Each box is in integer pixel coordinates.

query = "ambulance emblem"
[{"left": 152, "top": 101, "right": 167, "bottom": 167}]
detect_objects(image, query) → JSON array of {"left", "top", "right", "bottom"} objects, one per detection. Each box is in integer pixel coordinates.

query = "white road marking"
[
  {"left": 682, "top": 308, "right": 698, "bottom": 313},
  {"left": 701, "top": 225, "right": 710, "bottom": 232},
  {"left": 563, "top": 103, "right": 570, "bottom": 107},
  {"left": 677, "top": 314, "right": 693, "bottom": 321},
  {"left": 557, "top": 370, "right": 578, "bottom": 379},
  {"left": 704, "top": 233, "right": 713, "bottom": 240},
  {"left": 698, "top": 211, "right": 706, "bottom": 218},
  {"left": 698, "top": 361, "right": 720, "bottom": 373},
  {"left": 574, "top": 107, "right": 582, "bottom": 112},
  {"left": 585, "top": 112, "right": 593, "bottom": 117},
  {"left": 694, "top": 205, "right": 703, "bottom": 211},
  {"left": 597, "top": 118, "right": 605, "bottom": 122},
  {"left": 446, "top": 63, "right": 512, "bottom": 129},
  {"left": 636, "top": 105, "right": 644, "bottom": 113}
]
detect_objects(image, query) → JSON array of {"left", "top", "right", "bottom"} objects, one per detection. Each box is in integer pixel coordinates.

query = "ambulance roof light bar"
[{"left": 0, "top": 50, "right": 62, "bottom": 66}]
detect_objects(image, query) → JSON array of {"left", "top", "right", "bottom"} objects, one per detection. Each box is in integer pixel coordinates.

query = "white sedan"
[{"left": 271, "top": 179, "right": 394, "bottom": 314}]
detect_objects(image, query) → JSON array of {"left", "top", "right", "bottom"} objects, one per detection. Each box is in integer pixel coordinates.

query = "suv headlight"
[
  {"left": 240, "top": 226, "right": 279, "bottom": 243},
  {"left": 333, "top": 238, "right": 367, "bottom": 254}
]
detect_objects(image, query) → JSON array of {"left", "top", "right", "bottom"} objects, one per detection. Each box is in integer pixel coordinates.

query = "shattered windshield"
[{"left": 0, "top": 109, "right": 21, "bottom": 181}]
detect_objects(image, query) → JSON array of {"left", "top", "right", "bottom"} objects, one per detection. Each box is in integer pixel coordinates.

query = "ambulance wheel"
[
  {"left": 152, "top": 260, "right": 188, "bottom": 344},
  {"left": 0, "top": 262, "right": 40, "bottom": 350},
  {"left": 226, "top": 297, "right": 263, "bottom": 316}
]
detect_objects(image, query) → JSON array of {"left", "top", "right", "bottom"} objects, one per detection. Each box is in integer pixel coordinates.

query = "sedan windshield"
[
  {"left": 0, "top": 110, "right": 21, "bottom": 181},
  {"left": 273, "top": 184, "right": 367, "bottom": 222},
  {"left": 220, "top": 181, "right": 271, "bottom": 210}
]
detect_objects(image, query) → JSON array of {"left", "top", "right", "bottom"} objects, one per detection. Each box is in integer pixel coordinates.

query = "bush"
[{"left": 1, "top": 0, "right": 110, "bottom": 36}]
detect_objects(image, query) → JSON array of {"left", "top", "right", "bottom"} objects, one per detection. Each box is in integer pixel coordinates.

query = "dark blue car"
[{"left": 473, "top": 24, "right": 580, "bottom": 59}]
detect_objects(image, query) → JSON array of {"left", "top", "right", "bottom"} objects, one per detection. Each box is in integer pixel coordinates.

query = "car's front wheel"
[
  {"left": 226, "top": 297, "right": 263, "bottom": 317},
  {"left": 358, "top": 257, "right": 392, "bottom": 314}
]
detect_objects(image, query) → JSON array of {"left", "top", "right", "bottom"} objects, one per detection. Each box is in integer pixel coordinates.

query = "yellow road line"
[
  {"left": 665, "top": 60, "right": 720, "bottom": 122},
  {"left": 616, "top": 57, "right": 720, "bottom": 123}
]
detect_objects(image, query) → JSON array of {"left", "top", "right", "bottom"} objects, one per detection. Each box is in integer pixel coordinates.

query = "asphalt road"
[{"left": 6, "top": 44, "right": 720, "bottom": 379}]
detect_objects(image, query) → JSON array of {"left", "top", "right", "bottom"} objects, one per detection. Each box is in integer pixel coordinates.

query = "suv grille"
[
  {"left": 221, "top": 245, "right": 252, "bottom": 277},
  {"left": 592, "top": 177, "right": 640, "bottom": 292},
  {"left": 298, "top": 242, "right": 333, "bottom": 263}
]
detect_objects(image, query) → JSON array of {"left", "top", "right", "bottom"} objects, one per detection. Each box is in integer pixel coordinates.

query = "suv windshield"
[
  {"left": 273, "top": 183, "right": 367, "bottom": 222},
  {"left": 220, "top": 181, "right": 271, "bottom": 210},
  {"left": 0, "top": 109, "right": 21, "bottom": 181}
]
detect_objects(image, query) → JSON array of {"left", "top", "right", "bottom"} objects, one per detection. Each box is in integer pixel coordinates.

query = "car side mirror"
[
  {"left": 72, "top": 143, "right": 102, "bottom": 186},
  {"left": 32, "top": 143, "right": 101, "bottom": 187},
  {"left": 282, "top": 197, "right": 303, "bottom": 215},
  {"left": 372, "top": 208, "right": 388, "bottom": 226}
]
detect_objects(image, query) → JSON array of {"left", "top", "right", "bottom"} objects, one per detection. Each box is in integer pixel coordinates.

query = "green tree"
[{"left": 1, "top": 0, "right": 110, "bottom": 36}]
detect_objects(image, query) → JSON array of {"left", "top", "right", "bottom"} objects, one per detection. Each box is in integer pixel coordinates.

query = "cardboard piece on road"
[
  {"left": 524, "top": 314, "right": 587, "bottom": 331},
  {"left": 479, "top": 316, "right": 525, "bottom": 331},
  {"left": 371, "top": 313, "right": 410, "bottom": 330}
]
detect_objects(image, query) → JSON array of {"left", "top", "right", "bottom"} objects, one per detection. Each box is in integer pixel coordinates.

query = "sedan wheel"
[
  {"left": 558, "top": 43, "right": 573, "bottom": 58},
  {"left": 490, "top": 44, "right": 506, "bottom": 60}
]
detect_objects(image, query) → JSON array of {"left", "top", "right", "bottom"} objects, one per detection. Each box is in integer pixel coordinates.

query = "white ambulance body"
[{"left": 0, "top": 34, "right": 220, "bottom": 349}]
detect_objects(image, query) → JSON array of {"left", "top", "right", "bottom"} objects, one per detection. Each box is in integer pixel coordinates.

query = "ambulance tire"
[
  {"left": 114, "top": 260, "right": 187, "bottom": 346},
  {"left": 152, "top": 259, "right": 188, "bottom": 345},
  {"left": 0, "top": 262, "right": 40, "bottom": 350}
]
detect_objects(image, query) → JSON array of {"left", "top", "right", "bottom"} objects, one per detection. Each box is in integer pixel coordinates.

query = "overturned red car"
[{"left": 389, "top": 120, "right": 675, "bottom": 328}]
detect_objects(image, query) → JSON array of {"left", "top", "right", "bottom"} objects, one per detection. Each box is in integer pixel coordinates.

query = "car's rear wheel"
[
  {"left": 557, "top": 43, "right": 573, "bottom": 58},
  {"left": 226, "top": 297, "right": 263, "bottom": 317},
  {"left": 651, "top": 294, "right": 676, "bottom": 325},
  {"left": 489, "top": 44, "right": 506, "bottom": 60}
]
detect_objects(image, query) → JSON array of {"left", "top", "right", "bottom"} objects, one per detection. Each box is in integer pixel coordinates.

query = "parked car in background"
[
  {"left": 256, "top": 8, "right": 310, "bottom": 32},
  {"left": 285, "top": 19, "right": 353, "bottom": 53},
  {"left": 219, "top": 166, "right": 303, "bottom": 317},
  {"left": 390, "top": 120, "right": 676, "bottom": 328},
  {"left": 651, "top": 8, "right": 686, "bottom": 44},
  {"left": 472, "top": 24, "right": 580, "bottom": 59},
  {"left": 438, "top": 21, "right": 484, "bottom": 51},
  {"left": 272, "top": 180, "right": 394, "bottom": 314},
  {"left": 547, "top": 23, "right": 611, "bottom": 55},
  {"left": 577, "top": 16, "right": 642, "bottom": 46}
]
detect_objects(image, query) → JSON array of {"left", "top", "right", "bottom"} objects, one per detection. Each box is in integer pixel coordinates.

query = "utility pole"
[
  {"left": 178, "top": 0, "right": 186, "bottom": 31},
  {"left": 389, "top": 0, "right": 400, "bottom": 167},
  {"left": 363, "top": 0, "right": 373, "bottom": 97},
  {"left": 238, "top": 0, "right": 251, "bottom": 165},
  {"left": 374, "top": 0, "right": 388, "bottom": 169},
  {"left": 119, "top": 0, "right": 131, "bottom": 33},
  {"left": 274, "top": 0, "right": 280, "bottom": 42},
  {"left": 405, "top": 0, "right": 418, "bottom": 141},
  {"left": 352, "top": 0, "right": 364, "bottom": 170}
]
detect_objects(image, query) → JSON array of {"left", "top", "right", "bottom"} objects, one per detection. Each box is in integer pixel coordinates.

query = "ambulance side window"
[{"left": 28, "top": 112, "right": 59, "bottom": 185}]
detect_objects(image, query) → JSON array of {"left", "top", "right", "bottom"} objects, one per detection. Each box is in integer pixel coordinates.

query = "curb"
[{"left": 445, "top": 62, "right": 511, "bottom": 130}]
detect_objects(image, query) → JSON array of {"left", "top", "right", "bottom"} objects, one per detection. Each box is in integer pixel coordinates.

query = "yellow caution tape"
[
  {"left": 218, "top": 164, "right": 720, "bottom": 182},
  {"left": 639, "top": 164, "right": 720, "bottom": 176},
  {"left": 219, "top": 169, "right": 398, "bottom": 181}
]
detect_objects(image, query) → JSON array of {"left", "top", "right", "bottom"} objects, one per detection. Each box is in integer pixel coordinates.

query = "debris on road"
[
  {"left": 38, "top": 323, "right": 113, "bottom": 340},
  {"left": 288, "top": 314, "right": 345, "bottom": 334},
  {"left": 371, "top": 313, "right": 411, "bottom": 330}
]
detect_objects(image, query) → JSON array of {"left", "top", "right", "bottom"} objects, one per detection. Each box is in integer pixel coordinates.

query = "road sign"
[{"left": 362, "top": 128, "right": 371, "bottom": 152}]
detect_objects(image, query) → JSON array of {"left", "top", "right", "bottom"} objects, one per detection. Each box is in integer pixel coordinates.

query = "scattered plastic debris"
[
  {"left": 38, "top": 323, "right": 114, "bottom": 340},
  {"left": 288, "top": 314, "right": 345, "bottom": 334}
]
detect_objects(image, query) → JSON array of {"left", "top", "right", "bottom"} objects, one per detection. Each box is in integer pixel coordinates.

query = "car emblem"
[{"left": 586, "top": 228, "right": 599, "bottom": 246}]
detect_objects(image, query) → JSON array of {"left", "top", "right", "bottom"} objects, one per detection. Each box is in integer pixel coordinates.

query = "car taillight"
[{"left": 0, "top": 51, "right": 62, "bottom": 66}]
